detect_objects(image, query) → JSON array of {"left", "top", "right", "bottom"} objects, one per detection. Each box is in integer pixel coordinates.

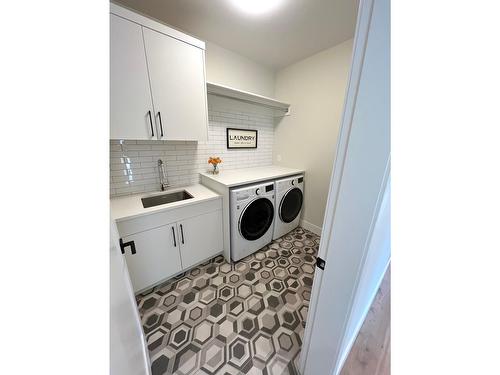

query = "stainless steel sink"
[{"left": 141, "top": 190, "right": 193, "bottom": 208}]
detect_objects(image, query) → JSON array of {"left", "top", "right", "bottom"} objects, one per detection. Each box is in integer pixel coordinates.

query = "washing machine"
[
  {"left": 273, "top": 175, "right": 304, "bottom": 239},
  {"left": 230, "top": 181, "right": 275, "bottom": 261}
]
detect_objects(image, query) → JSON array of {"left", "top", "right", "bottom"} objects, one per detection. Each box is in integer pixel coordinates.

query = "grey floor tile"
[{"left": 136, "top": 227, "right": 320, "bottom": 375}]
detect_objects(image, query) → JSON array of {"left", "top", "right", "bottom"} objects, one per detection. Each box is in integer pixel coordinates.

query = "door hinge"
[
  {"left": 316, "top": 257, "right": 326, "bottom": 270},
  {"left": 119, "top": 238, "right": 137, "bottom": 255}
]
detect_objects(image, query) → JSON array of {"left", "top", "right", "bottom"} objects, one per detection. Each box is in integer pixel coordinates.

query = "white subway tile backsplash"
[{"left": 110, "top": 104, "right": 275, "bottom": 197}]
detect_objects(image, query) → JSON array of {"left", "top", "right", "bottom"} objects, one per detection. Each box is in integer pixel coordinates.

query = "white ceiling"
[{"left": 114, "top": 0, "right": 358, "bottom": 70}]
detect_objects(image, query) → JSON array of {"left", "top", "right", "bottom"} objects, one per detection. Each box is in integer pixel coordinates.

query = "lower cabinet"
[
  {"left": 122, "top": 222, "right": 181, "bottom": 293},
  {"left": 178, "top": 210, "right": 223, "bottom": 270},
  {"left": 119, "top": 207, "right": 223, "bottom": 293}
]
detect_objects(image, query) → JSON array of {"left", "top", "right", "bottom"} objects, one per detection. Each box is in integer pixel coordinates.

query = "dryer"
[
  {"left": 273, "top": 175, "right": 304, "bottom": 239},
  {"left": 230, "top": 181, "right": 275, "bottom": 261}
]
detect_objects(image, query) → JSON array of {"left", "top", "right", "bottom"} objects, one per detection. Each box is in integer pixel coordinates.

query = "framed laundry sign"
[{"left": 226, "top": 128, "right": 258, "bottom": 149}]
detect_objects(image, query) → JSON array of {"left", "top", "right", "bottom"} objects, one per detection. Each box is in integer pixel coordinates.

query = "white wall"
[
  {"left": 205, "top": 41, "right": 275, "bottom": 97},
  {"left": 273, "top": 39, "right": 353, "bottom": 231}
]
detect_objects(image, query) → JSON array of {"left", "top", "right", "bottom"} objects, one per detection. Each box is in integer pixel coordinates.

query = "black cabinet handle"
[
  {"left": 172, "top": 226, "right": 177, "bottom": 247},
  {"left": 180, "top": 224, "right": 185, "bottom": 244},
  {"left": 148, "top": 110, "right": 154, "bottom": 137},
  {"left": 158, "top": 112, "right": 164, "bottom": 137},
  {"left": 119, "top": 238, "right": 136, "bottom": 255}
]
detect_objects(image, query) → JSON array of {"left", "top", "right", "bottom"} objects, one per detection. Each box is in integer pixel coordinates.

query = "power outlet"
[{"left": 277, "top": 154, "right": 282, "bottom": 162}]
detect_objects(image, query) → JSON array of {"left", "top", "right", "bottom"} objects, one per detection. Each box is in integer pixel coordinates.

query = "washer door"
[
  {"left": 279, "top": 188, "right": 303, "bottom": 223},
  {"left": 239, "top": 197, "right": 274, "bottom": 241}
]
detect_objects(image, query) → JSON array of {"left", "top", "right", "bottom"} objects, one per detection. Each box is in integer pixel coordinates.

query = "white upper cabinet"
[
  {"left": 110, "top": 14, "right": 156, "bottom": 140},
  {"left": 143, "top": 28, "right": 208, "bottom": 141},
  {"left": 110, "top": 5, "right": 208, "bottom": 141}
]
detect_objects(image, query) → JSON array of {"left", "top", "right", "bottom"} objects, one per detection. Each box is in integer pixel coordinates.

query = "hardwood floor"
[{"left": 340, "top": 266, "right": 390, "bottom": 375}]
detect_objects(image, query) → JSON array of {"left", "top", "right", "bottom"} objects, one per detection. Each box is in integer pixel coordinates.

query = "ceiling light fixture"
[{"left": 229, "top": 0, "right": 286, "bottom": 16}]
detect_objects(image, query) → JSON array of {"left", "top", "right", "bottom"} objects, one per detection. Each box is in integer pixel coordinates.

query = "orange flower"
[{"left": 208, "top": 156, "right": 222, "bottom": 165}]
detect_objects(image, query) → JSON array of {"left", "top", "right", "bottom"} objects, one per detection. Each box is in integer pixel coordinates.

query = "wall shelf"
[{"left": 206, "top": 82, "right": 290, "bottom": 114}]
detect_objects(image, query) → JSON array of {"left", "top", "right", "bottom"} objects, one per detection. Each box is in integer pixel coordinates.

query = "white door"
[
  {"left": 122, "top": 223, "right": 182, "bottom": 292},
  {"left": 110, "top": 14, "right": 156, "bottom": 140},
  {"left": 178, "top": 211, "right": 223, "bottom": 269},
  {"left": 300, "top": 0, "right": 390, "bottom": 374},
  {"left": 110, "top": 221, "right": 150, "bottom": 375},
  {"left": 143, "top": 28, "right": 208, "bottom": 141},
  {"left": 339, "top": 178, "right": 390, "bottom": 370}
]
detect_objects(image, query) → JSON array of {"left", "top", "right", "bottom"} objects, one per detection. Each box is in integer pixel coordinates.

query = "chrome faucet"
[{"left": 158, "top": 159, "right": 170, "bottom": 191}]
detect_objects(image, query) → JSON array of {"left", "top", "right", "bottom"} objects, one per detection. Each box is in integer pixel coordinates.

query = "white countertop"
[
  {"left": 200, "top": 165, "right": 304, "bottom": 188},
  {"left": 111, "top": 184, "right": 221, "bottom": 222}
]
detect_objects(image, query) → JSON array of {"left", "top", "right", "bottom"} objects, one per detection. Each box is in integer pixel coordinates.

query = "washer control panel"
[
  {"left": 233, "top": 183, "right": 275, "bottom": 204},
  {"left": 276, "top": 175, "right": 304, "bottom": 192}
]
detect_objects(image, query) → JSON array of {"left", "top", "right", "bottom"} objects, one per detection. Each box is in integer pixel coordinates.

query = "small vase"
[{"left": 212, "top": 164, "right": 219, "bottom": 174}]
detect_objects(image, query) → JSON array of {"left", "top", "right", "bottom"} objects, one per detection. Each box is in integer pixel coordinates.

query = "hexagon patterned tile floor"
[{"left": 136, "top": 227, "right": 320, "bottom": 375}]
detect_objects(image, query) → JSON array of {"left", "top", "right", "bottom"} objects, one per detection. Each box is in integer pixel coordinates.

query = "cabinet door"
[
  {"left": 110, "top": 14, "right": 156, "bottom": 140},
  {"left": 143, "top": 27, "right": 208, "bottom": 141},
  {"left": 122, "top": 223, "right": 182, "bottom": 292},
  {"left": 178, "top": 211, "right": 223, "bottom": 269}
]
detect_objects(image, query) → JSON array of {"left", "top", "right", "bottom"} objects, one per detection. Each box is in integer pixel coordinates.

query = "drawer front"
[{"left": 117, "top": 198, "right": 222, "bottom": 237}]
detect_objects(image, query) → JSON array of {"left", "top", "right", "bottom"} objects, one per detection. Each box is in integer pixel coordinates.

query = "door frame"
[{"left": 299, "top": 0, "right": 390, "bottom": 373}]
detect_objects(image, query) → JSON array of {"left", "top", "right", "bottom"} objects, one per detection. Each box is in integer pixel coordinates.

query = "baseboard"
[{"left": 300, "top": 219, "right": 322, "bottom": 236}]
